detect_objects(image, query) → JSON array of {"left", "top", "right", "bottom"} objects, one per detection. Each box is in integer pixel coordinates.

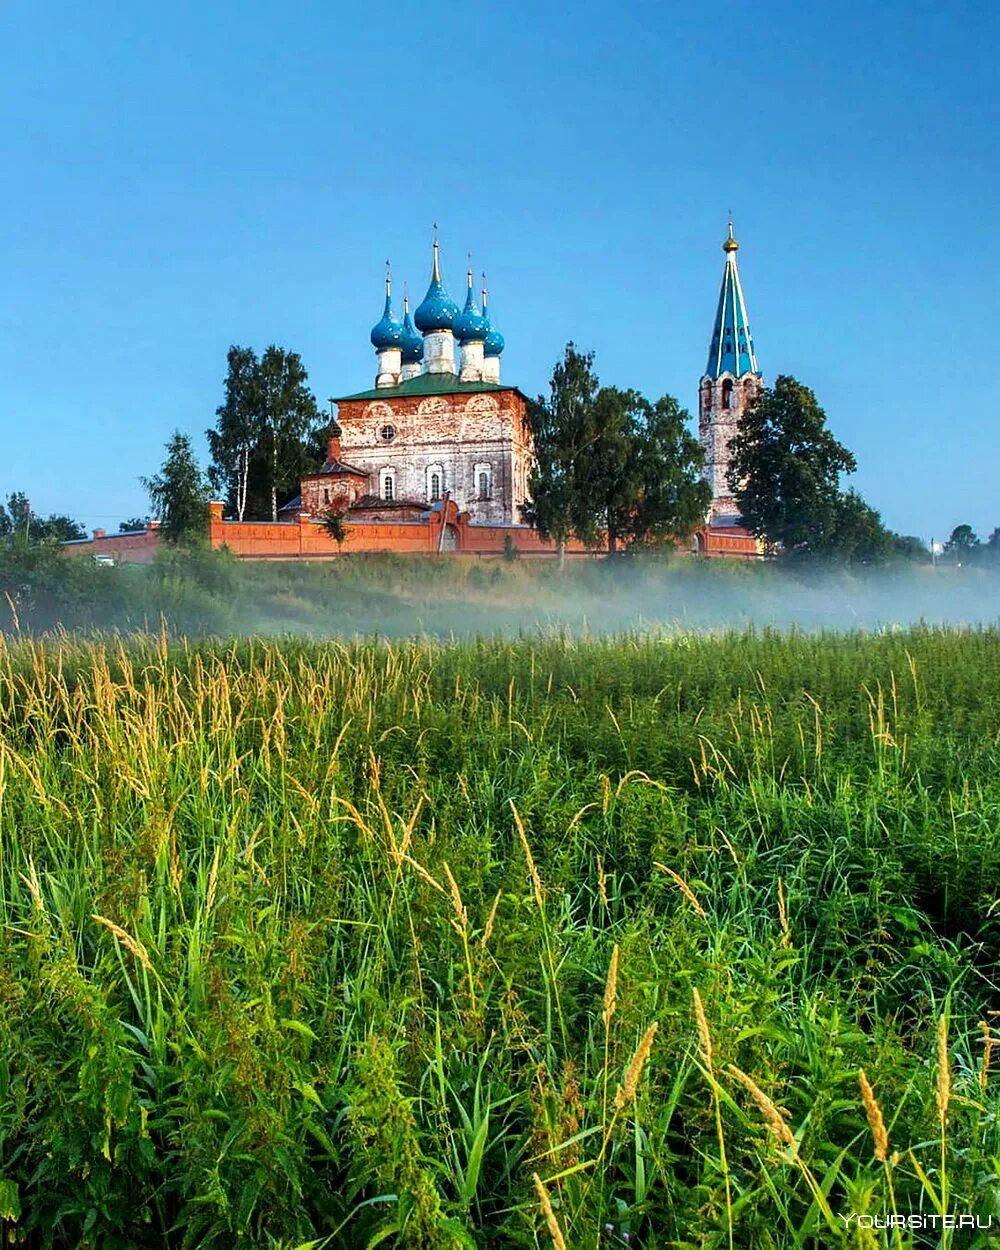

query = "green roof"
[{"left": 334, "top": 373, "right": 517, "bottom": 403}]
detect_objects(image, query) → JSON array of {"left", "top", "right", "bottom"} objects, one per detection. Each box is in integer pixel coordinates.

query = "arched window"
[
  {"left": 425, "top": 464, "right": 444, "bottom": 502},
  {"left": 473, "top": 462, "right": 492, "bottom": 500},
  {"left": 721, "top": 379, "right": 734, "bottom": 410},
  {"left": 382, "top": 470, "right": 395, "bottom": 501}
]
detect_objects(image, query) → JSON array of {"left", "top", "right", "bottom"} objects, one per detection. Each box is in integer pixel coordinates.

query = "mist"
[{"left": 18, "top": 553, "right": 999, "bottom": 639}]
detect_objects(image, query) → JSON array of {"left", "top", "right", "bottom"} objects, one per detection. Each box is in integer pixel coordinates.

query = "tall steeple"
[
  {"left": 699, "top": 222, "right": 763, "bottom": 521},
  {"left": 705, "top": 221, "right": 758, "bottom": 379}
]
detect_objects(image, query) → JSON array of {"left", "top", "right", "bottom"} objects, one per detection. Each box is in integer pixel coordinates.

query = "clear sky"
[{"left": 0, "top": 0, "right": 995, "bottom": 542}]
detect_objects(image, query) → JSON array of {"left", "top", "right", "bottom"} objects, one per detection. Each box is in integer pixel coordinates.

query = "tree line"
[{"left": 4, "top": 339, "right": 995, "bottom": 565}]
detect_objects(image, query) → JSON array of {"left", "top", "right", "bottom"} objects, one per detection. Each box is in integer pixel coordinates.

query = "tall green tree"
[
  {"left": 207, "top": 346, "right": 262, "bottom": 522},
  {"left": 206, "top": 345, "right": 324, "bottom": 521},
  {"left": 727, "top": 375, "right": 858, "bottom": 556},
  {"left": 257, "top": 346, "right": 321, "bottom": 521},
  {"left": 525, "top": 345, "right": 710, "bottom": 557},
  {"left": 141, "top": 431, "right": 210, "bottom": 545},
  {"left": 522, "top": 344, "right": 601, "bottom": 563},
  {"left": 594, "top": 390, "right": 710, "bottom": 554},
  {"left": 824, "top": 489, "right": 893, "bottom": 564}
]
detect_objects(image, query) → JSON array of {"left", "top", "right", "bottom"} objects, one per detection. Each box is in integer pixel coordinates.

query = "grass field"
[{"left": 1, "top": 624, "right": 999, "bottom": 1247}]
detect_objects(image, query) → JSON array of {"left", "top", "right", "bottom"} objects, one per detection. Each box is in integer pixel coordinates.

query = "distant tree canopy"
[
  {"left": 207, "top": 345, "right": 326, "bottom": 521},
  {"left": 935, "top": 524, "right": 1000, "bottom": 567},
  {"left": 727, "top": 375, "right": 919, "bottom": 564},
  {"left": 523, "top": 344, "right": 710, "bottom": 557},
  {"left": 141, "top": 431, "right": 210, "bottom": 546},
  {"left": 0, "top": 493, "right": 86, "bottom": 544},
  {"left": 118, "top": 517, "right": 150, "bottom": 533},
  {"left": 943, "top": 524, "right": 979, "bottom": 559}
]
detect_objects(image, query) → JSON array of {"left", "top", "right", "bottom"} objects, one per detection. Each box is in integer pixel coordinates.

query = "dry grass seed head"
[
  {"left": 654, "top": 862, "right": 707, "bottom": 918},
  {"left": 91, "top": 914, "right": 154, "bottom": 974},
  {"left": 936, "top": 1014, "right": 951, "bottom": 1128},
  {"left": 727, "top": 1065, "right": 795, "bottom": 1150},
  {"left": 480, "top": 888, "right": 502, "bottom": 950},
  {"left": 693, "top": 987, "right": 713, "bottom": 1071},
  {"left": 532, "top": 1172, "right": 567, "bottom": 1250},
  {"left": 614, "top": 1022, "right": 658, "bottom": 1109},
  {"left": 858, "top": 1069, "right": 889, "bottom": 1162},
  {"left": 602, "top": 945, "right": 619, "bottom": 1031}
]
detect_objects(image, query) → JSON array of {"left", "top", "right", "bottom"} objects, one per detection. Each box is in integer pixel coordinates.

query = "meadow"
[{"left": 0, "top": 620, "right": 998, "bottom": 1248}]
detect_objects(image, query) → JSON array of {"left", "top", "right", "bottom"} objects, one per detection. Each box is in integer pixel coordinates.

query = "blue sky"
[{"left": 0, "top": 0, "right": 995, "bottom": 542}]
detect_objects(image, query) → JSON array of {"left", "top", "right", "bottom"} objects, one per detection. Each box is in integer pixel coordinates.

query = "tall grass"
[{"left": 0, "top": 627, "right": 998, "bottom": 1246}]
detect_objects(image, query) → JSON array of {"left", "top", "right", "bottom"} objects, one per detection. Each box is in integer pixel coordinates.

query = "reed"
[{"left": 0, "top": 624, "right": 996, "bottom": 1247}]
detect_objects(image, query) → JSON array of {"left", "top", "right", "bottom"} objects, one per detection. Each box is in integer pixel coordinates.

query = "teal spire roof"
[
  {"left": 453, "top": 263, "right": 490, "bottom": 343},
  {"left": 414, "top": 237, "right": 460, "bottom": 333},
  {"left": 482, "top": 279, "right": 504, "bottom": 356},
  {"left": 400, "top": 295, "right": 423, "bottom": 364},
  {"left": 704, "top": 223, "right": 759, "bottom": 378},
  {"left": 370, "top": 265, "right": 404, "bottom": 350}
]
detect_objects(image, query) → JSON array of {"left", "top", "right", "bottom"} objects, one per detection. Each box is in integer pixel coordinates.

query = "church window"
[
  {"left": 380, "top": 424, "right": 396, "bottom": 443},
  {"left": 474, "top": 462, "right": 492, "bottom": 500},
  {"left": 382, "top": 470, "right": 395, "bottom": 501},
  {"left": 721, "top": 379, "right": 734, "bottom": 410},
  {"left": 426, "top": 464, "right": 444, "bottom": 502}
]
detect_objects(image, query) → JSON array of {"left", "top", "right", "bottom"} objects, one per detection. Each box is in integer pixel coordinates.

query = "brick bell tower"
[{"left": 698, "top": 222, "right": 763, "bottom": 522}]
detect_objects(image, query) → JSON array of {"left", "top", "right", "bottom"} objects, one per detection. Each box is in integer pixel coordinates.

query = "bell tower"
[{"left": 699, "top": 222, "right": 762, "bottom": 520}]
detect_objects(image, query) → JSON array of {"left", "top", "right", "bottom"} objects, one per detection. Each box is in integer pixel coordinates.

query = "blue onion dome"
[
  {"left": 370, "top": 273, "right": 404, "bottom": 350},
  {"left": 400, "top": 295, "right": 423, "bottom": 364},
  {"left": 414, "top": 241, "right": 460, "bottom": 333},
  {"left": 453, "top": 269, "right": 491, "bottom": 344},
  {"left": 482, "top": 283, "right": 505, "bottom": 356}
]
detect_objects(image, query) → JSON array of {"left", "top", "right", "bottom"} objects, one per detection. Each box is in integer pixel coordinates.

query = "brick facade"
[{"left": 332, "top": 387, "right": 532, "bottom": 525}]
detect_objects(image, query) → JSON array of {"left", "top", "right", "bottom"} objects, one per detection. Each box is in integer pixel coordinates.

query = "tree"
[
  {"left": 820, "top": 489, "right": 894, "bottom": 565},
  {"left": 207, "top": 346, "right": 262, "bottom": 522},
  {"left": 36, "top": 514, "right": 88, "bottom": 542},
  {"left": 119, "top": 517, "right": 150, "bottom": 532},
  {"left": 0, "top": 494, "right": 86, "bottom": 543},
  {"left": 258, "top": 345, "right": 322, "bottom": 521},
  {"left": 522, "top": 344, "right": 601, "bottom": 563},
  {"left": 141, "top": 431, "right": 210, "bottom": 545},
  {"left": 607, "top": 391, "right": 710, "bottom": 552},
  {"left": 985, "top": 527, "right": 1000, "bottom": 565},
  {"left": 943, "top": 524, "right": 979, "bottom": 563},
  {"left": 524, "top": 345, "right": 710, "bottom": 558},
  {"left": 207, "top": 345, "right": 325, "bottom": 521},
  {"left": 727, "top": 375, "right": 858, "bottom": 556},
  {"left": 890, "top": 533, "right": 930, "bottom": 563}
]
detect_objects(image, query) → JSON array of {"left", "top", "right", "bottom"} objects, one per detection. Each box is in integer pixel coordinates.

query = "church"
[
  {"left": 69, "top": 228, "right": 762, "bottom": 561},
  {"left": 295, "top": 239, "right": 533, "bottom": 541},
  {"left": 294, "top": 225, "right": 760, "bottom": 555}
]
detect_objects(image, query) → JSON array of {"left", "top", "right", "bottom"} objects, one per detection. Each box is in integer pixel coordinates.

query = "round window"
[{"left": 380, "top": 424, "right": 396, "bottom": 443}]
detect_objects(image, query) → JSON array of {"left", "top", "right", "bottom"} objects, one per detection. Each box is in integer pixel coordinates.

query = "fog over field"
[{"left": 7, "top": 551, "right": 1000, "bottom": 637}]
